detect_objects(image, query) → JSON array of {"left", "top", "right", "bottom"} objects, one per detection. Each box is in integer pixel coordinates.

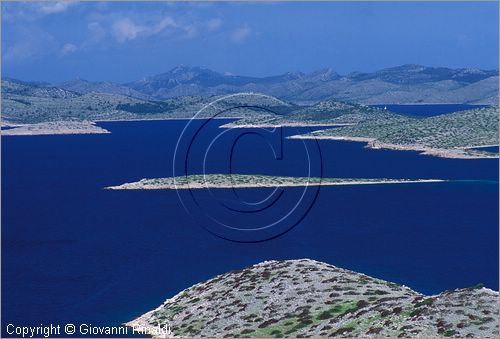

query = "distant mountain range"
[{"left": 6, "top": 64, "right": 498, "bottom": 105}]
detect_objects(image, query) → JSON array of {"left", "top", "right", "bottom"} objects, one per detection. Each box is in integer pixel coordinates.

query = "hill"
[
  {"left": 124, "top": 65, "right": 498, "bottom": 104},
  {"left": 125, "top": 259, "right": 499, "bottom": 338},
  {"left": 8, "top": 64, "right": 499, "bottom": 105},
  {"left": 290, "top": 106, "right": 499, "bottom": 159},
  {"left": 1, "top": 78, "right": 294, "bottom": 124},
  {"left": 58, "top": 78, "right": 152, "bottom": 100},
  {"left": 2, "top": 78, "right": 497, "bottom": 160}
]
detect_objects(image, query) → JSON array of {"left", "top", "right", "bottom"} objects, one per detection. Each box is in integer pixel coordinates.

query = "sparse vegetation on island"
[
  {"left": 2, "top": 77, "right": 498, "bottom": 159},
  {"left": 125, "top": 259, "right": 499, "bottom": 338},
  {"left": 104, "top": 174, "right": 445, "bottom": 190},
  {"left": 1, "top": 120, "right": 110, "bottom": 136},
  {"left": 1, "top": 79, "right": 290, "bottom": 125},
  {"left": 289, "top": 106, "right": 499, "bottom": 159}
]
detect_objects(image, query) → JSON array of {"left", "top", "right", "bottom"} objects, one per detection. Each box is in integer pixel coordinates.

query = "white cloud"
[
  {"left": 181, "top": 25, "right": 198, "bottom": 39},
  {"left": 112, "top": 18, "right": 146, "bottom": 43},
  {"left": 3, "top": 42, "right": 36, "bottom": 62},
  {"left": 2, "top": 1, "right": 76, "bottom": 22},
  {"left": 152, "top": 17, "right": 177, "bottom": 34},
  {"left": 85, "top": 22, "right": 106, "bottom": 45},
  {"left": 39, "top": 1, "right": 74, "bottom": 15},
  {"left": 230, "top": 24, "right": 251, "bottom": 43},
  {"left": 206, "top": 18, "right": 223, "bottom": 31},
  {"left": 111, "top": 16, "right": 178, "bottom": 43},
  {"left": 2, "top": 3, "right": 248, "bottom": 63},
  {"left": 3, "top": 26, "right": 56, "bottom": 63},
  {"left": 61, "top": 43, "right": 77, "bottom": 55}
]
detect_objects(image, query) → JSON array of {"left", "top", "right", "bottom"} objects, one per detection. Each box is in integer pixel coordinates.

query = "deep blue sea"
[
  {"left": 473, "top": 146, "right": 499, "bottom": 154},
  {"left": 2, "top": 108, "right": 499, "bottom": 336}
]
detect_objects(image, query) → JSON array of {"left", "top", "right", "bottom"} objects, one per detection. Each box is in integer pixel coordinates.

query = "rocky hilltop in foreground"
[{"left": 125, "top": 259, "right": 499, "bottom": 338}]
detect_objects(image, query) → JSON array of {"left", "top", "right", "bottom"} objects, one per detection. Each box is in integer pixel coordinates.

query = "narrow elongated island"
[
  {"left": 1, "top": 121, "right": 110, "bottom": 136},
  {"left": 125, "top": 259, "right": 499, "bottom": 338},
  {"left": 105, "top": 174, "right": 446, "bottom": 190}
]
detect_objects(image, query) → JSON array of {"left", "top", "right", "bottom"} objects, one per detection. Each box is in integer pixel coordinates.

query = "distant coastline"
[
  {"left": 3, "top": 115, "right": 498, "bottom": 161},
  {"left": 219, "top": 121, "right": 354, "bottom": 128},
  {"left": 2, "top": 99, "right": 497, "bottom": 161},
  {"left": 289, "top": 135, "right": 499, "bottom": 160}
]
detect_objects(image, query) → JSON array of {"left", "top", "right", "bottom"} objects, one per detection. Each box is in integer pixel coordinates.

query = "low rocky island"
[
  {"left": 125, "top": 259, "right": 499, "bottom": 338},
  {"left": 105, "top": 174, "right": 445, "bottom": 190},
  {"left": 1, "top": 121, "right": 110, "bottom": 136}
]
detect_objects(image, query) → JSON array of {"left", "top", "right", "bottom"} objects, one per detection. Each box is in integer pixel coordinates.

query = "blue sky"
[{"left": 1, "top": 1, "right": 498, "bottom": 83}]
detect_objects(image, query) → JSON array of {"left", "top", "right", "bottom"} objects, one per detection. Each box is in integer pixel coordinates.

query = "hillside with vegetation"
[
  {"left": 126, "top": 259, "right": 499, "bottom": 338},
  {"left": 1, "top": 79, "right": 290, "bottom": 124},
  {"left": 61, "top": 64, "right": 499, "bottom": 104},
  {"left": 2, "top": 78, "right": 497, "bottom": 159},
  {"left": 222, "top": 99, "right": 397, "bottom": 127},
  {"left": 290, "top": 106, "right": 499, "bottom": 158}
]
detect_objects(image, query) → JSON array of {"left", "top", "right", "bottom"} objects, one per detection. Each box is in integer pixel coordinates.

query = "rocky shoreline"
[
  {"left": 105, "top": 175, "right": 446, "bottom": 190},
  {"left": 219, "top": 121, "right": 354, "bottom": 129},
  {"left": 289, "top": 135, "right": 499, "bottom": 160},
  {"left": 125, "top": 259, "right": 499, "bottom": 338},
  {"left": 1, "top": 121, "right": 110, "bottom": 136}
]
